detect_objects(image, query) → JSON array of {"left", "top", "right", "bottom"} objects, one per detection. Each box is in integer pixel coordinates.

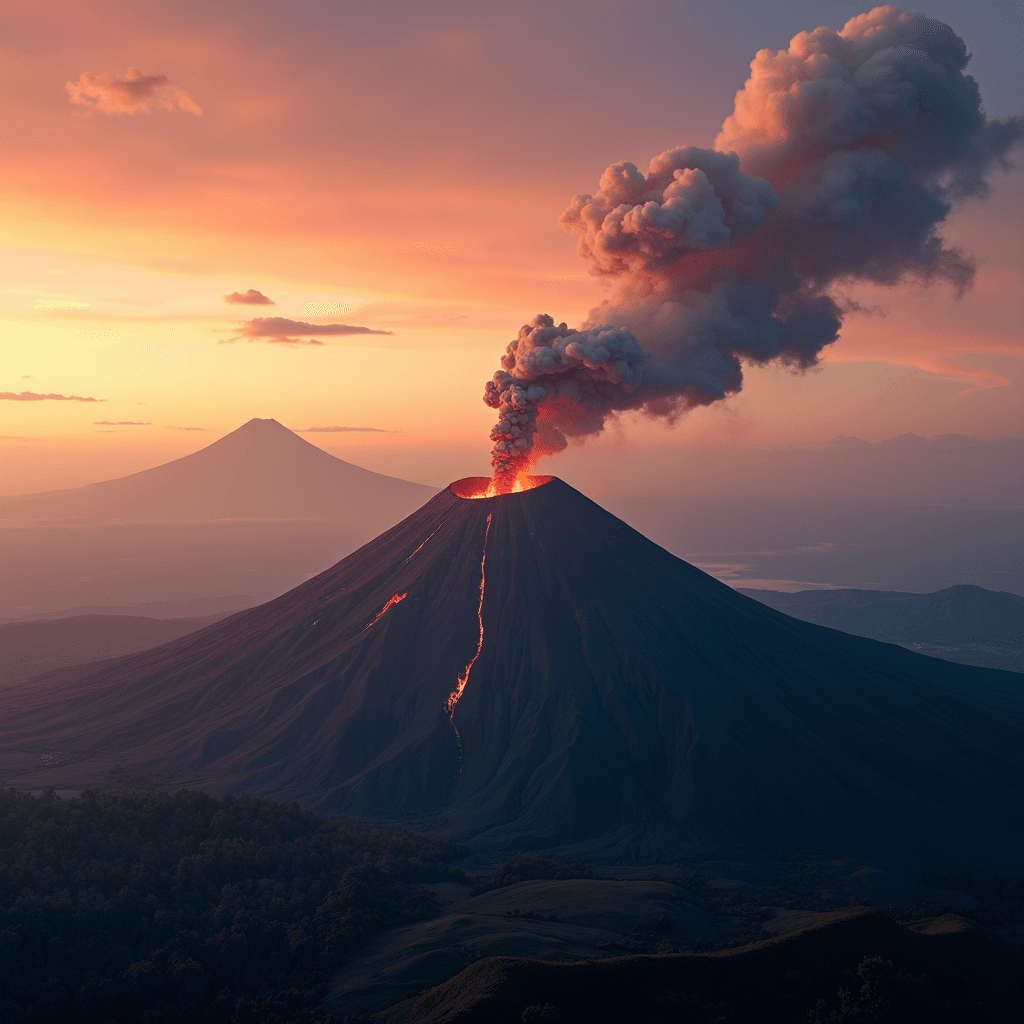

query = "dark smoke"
[{"left": 484, "top": 5, "right": 1022, "bottom": 486}]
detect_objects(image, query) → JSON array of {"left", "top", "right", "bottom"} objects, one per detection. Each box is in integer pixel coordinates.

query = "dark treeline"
[
  {"left": 469, "top": 854, "right": 596, "bottom": 896},
  {"left": 0, "top": 788, "right": 463, "bottom": 1024}
]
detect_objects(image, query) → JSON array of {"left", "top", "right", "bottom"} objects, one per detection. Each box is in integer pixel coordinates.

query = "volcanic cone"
[{"left": 1, "top": 477, "right": 1020, "bottom": 863}]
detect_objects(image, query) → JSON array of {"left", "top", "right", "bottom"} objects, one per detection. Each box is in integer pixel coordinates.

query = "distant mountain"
[
  {"left": 0, "top": 418, "right": 437, "bottom": 523},
  {"left": 2, "top": 477, "right": 1019, "bottom": 865},
  {"left": 738, "top": 586, "right": 1023, "bottom": 673},
  {"left": 0, "top": 614, "right": 230, "bottom": 686},
  {"left": 0, "top": 419, "right": 438, "bottom": 618}
]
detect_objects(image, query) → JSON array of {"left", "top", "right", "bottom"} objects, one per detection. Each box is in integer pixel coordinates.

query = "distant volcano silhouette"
[
  {"left": 2, "top": 478, "right": 1020, "bottom": 863},
  {"left": 0, "top": 417, "right": 436, "bottom": 523}
]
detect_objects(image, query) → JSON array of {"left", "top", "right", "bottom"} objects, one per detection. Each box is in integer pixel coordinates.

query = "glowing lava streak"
[
  {"left": 446, "top": 513, "right": 492, "bottom": 717},
  {"left": 405, "top": 525, "right": 441, "bottom": 563},
  {"left": 362, "top": 592, "right": 407, "bottom": 632}
]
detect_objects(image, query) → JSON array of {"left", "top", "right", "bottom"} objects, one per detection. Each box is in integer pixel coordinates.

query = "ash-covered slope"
[{"left": 1, "top": 479, "right": 1020, "bottom": 864}]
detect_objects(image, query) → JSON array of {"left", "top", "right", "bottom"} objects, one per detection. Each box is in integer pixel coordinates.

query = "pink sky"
[{"left": 1, "top": 1, "right": 1021, "bottom": 494}]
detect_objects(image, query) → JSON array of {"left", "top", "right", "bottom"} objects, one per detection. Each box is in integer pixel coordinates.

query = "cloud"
[
  {"left": 222, "top": 316, "right": 393, "bottom": 345},
  {"left": 224, "top": 289, "right": 275, "bottom": 305},
  {"left": 93, "top": 420, "right": 152, "bottom": 426},
  {"left": 299, "top": 425, "right": 396, "bottom": 433},
  {"left": 484, "top": 6, "right": 1023, "bottom": 487},
  {"left": 65, "top": 67, "right": 203, "bottom": 117},
  {"left": 163, "top": 425, "right": 208, "bottom": 431},
  {"left": 1, "top": 391, "right": 104, "bottom": 402}
]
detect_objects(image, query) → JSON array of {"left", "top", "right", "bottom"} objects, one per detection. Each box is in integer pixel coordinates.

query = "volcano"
[
  {"left": 0, "top": 418, "right": 437, "bottom": 618},
  {"left": 1, "top": 478, "right": 1020, "bottom": 863}
]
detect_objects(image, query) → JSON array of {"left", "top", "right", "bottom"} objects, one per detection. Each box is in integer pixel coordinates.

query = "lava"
[
  {"left": 449, "top": 474, "right": 554, "bottom": 499},
  {"left": 446, "top": 513, "right": 491, "bottom": 716},
  {"left": 363, "top": 592, "right": 406, "bottom": 631},
  {"left": 405, "top": 524, "right": 441, "bottom": 562}
]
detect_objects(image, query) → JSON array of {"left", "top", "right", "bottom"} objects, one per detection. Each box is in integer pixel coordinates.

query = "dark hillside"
[
  {"left": 0, "top": 789, "right": 461, "bottom": 1024},
  {"left": 371, "top": 908, "right": 1020, "bottom": 1024}
]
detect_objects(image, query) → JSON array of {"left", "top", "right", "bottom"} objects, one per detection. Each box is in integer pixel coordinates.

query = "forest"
[{"left": 0, "top": 788, "right": 462, "bottom": 1023}]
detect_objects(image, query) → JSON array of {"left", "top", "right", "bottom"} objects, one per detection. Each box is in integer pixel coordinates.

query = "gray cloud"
[
  {"left": 65, "top": 67, "right": 202, "bottom": 117},
  {"left": 224, "top": 289, "right": 275, "bottom": 305},
  {"left": 222, "top": 317, "right": 393, "bottom": 345},
  {"left": 1, "top": 391, "right": 104, "bottom": 402}
]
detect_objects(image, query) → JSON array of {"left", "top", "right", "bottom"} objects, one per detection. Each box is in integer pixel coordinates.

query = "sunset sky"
[{"left": 2, "top": 0, "right": 1021, "bottom": 494}]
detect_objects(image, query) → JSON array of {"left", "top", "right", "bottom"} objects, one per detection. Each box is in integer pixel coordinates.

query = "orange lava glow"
[
  {"left": 446, "top": 513, "right": 491, "bottom": 716},
  {"left": 365, "top": 592, "right": 406, "bottom": 629},
  {"left": 449, "top": 474, "right": 554, "bottom": 499},
  {"left": 405, "top": 525, "right": 442, "bottom": 562}
]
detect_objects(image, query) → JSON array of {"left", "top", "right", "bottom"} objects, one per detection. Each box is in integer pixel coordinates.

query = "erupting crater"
[{"left": 449, "top": 475, "right": 554, "bottom": 499}]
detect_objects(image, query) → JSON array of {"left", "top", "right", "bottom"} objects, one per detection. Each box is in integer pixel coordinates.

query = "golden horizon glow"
[{"left": 1, "top": 2, "right": 1020, "bottom": 497}]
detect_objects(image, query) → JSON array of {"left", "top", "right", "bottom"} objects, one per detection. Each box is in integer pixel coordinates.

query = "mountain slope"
[
  {"left": 0, "top": 478, "right": 1019, "bottom": 864},
  {"left": 0, "top": 419, "right": 438, "bottom": 618},
  {"left": 0, "top": 418, "right": 437, "bottom": 523}
]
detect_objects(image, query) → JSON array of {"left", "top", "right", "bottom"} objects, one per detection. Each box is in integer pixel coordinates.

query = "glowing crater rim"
[{"left": 448, "top": 476, "right": 555, "bottom": 499}]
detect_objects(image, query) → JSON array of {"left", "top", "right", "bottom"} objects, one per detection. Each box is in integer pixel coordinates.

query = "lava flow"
[
  {"left": 405, "top": 524, "right": 442, "bottom": 562},
  {"left": 450, "top": 474, "right": 553, "bottom": 499},
  {"left": 446, "top": 513, "right": 491, "bottom": 716},
  {"left": 361, "top": 592, "right": 406, "bottom": 632}
]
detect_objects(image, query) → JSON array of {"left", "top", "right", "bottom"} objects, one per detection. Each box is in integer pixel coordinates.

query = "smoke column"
[{"left": 484, "top": 5, "right": 1022, "bottom": 490}]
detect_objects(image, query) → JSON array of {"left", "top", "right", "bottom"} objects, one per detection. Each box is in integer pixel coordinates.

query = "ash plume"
[{"left": 485, "top": 5, "right": 1022, "bottom": 487}]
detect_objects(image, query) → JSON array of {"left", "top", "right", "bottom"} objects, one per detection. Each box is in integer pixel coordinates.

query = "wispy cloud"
[
  {"left": 1, "top": 391, "right": 104, "bottom": 402},
  {"left": 93, "top": 420, "right": 152, "bottom": 426},
  {"left": 299, "top": 425, "right": 396, "bottom": 433},
  {"left": 224, "top": 289, "right": 275, "bottom": 305},
  {"left": 222, "top": 316, "right": 393, "bottom": 345},
  {"left": 66, "top": 67, "right": 202, "bottom": 117},
  {"left": 163, "top": 425, "right": 208, "bottom": 431}
]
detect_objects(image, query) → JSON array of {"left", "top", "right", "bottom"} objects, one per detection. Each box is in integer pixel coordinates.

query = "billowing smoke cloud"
[
  {"left": 484, "top": 6, "right": 1022, "bottom": 488},
  {"left": 223, "top": 317, "right": 394, "bottom": 345},
  {"left": 224, "top": 289, "right": 275, "bottom": 305},
  {"left": 65, "top": 67, "right": 203, "bottom": 117},
  {"left": 1, "top": 391, "right": 104, "bottom": 402},
  {"left": 486, "top": 316, "right": 649, "bottom": 488}
]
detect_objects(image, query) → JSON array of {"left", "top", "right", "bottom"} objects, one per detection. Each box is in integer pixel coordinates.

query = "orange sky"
[{"left": 1, "top": 1, "right": 1021, "bottom": 494}]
